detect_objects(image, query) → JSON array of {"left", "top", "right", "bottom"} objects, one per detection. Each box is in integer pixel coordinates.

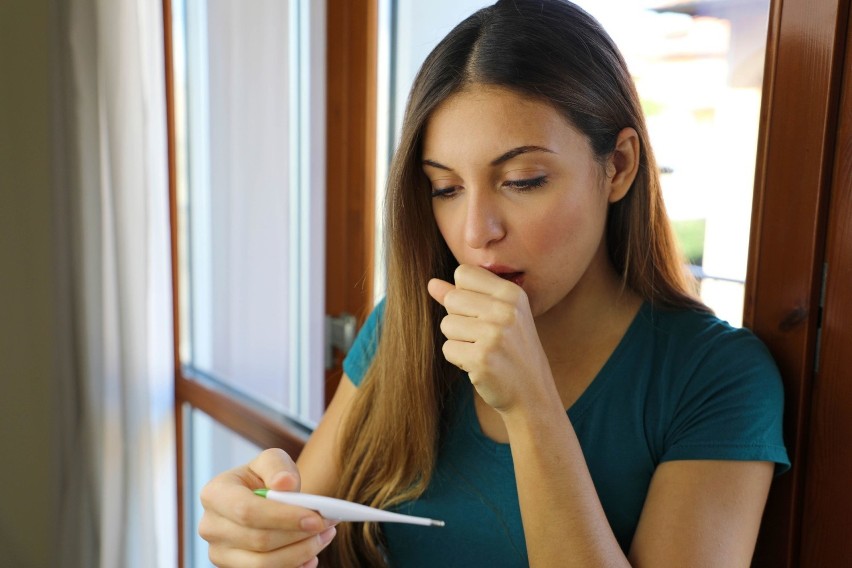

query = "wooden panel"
[
  {"left": 325, "top": 0, "right": 378, "bottom": 403},
  {"left": 161, "top": 1, "right": 184, "bottom": 563},
  {"left": 176, "top": 379, "right": 309, "bottom": 457},
  {"left": 745, "top": 0, "right": 849, "bottom": 565},
  {"left": 799, "top": 4, "right": 852, "bottom": 563}
]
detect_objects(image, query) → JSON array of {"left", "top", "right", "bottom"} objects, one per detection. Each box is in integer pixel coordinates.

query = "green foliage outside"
[{"left": 671, "top": 218, "right": 706, "bottom": 266}]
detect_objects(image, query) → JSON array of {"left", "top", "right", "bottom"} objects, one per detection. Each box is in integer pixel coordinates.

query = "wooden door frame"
[
  {"left": 746, "top": 0, "right": 850, "bottom": 564},
  {"left": 325, "top": 0, "right": 378, "bottom": 404}
]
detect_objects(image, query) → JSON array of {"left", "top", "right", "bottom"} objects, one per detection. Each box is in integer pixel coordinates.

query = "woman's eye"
[
  {"left": 431, "top": 186, "right": 460, "bottom": 199},
  {"left": 504, "top": 176, "right": 548, "bottom": 191}
]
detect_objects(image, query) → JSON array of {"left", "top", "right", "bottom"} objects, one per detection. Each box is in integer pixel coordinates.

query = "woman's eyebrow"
[
  {"left": 422, "top": 159, "right": 452, "bottom": 171},
  {"left": 422, "top": 145, "right": 555, "bottom": 171},
  {"left": 490, "top": 145, "right": 554, "bottom": 165}
]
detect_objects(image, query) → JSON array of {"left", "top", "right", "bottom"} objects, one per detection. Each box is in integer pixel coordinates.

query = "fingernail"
[
  {"left": 270, "top": 472, "right": 291, "bottom": 487},
  {"left": 318, "top": 526, "right": 337, "bottom": 546},
  {"left": 300, "top": 516, "right": 323, "bottom": 532}
]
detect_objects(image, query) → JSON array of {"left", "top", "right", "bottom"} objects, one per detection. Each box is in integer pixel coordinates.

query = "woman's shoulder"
[
  {"left": 635, "top": 303, "right": 789, "bottom": 472},
  {"left": 642, "top": 302, "right": 768, "bottom": 355},
  {"left": 363, "top": 297, "right": 387, "bottom": 330},
  {"left": 636, "top": 301, "right": 781, "bottom": 384},
  {"left": 342, "top": 298, "right": 387, "bottom": 386}
]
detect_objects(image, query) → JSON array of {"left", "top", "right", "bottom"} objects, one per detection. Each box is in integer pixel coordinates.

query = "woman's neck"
[{"left": 534, "top": 248, "right": 642, "bottom": 392}]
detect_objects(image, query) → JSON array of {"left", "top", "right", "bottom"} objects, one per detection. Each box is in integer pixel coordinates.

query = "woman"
[{"left": 199, "top": 1, "right": 789, "bottom": 566}]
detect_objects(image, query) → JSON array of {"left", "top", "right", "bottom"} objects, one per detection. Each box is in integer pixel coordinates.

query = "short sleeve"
[
  {"left": 342, "top": 298, "right": 386, "bottom": 386},
  {"left": 660, "top": 328, "right": 790, "bottom": 474}
]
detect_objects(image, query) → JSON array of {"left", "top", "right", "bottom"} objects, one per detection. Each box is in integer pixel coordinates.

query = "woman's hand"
[
  {"left": 427, "top": 264, "right": 556, "bottom": 413},
  {"left": 198, "top": 448, "right": 338, "bottom": 568}
]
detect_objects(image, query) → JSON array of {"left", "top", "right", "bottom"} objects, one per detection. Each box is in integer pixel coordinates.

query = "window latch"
[{"left": 325, "top": 313, "right": 357, "bottom": 369}]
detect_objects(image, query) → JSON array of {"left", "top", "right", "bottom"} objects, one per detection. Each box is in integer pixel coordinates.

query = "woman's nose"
[{"left": 463, "top": 190, "right": 506, "bottom": 249}]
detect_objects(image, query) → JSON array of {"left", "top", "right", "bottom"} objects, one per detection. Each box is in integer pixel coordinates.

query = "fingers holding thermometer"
[
  {"left": 198, "top": 448, "right": 337, "bottom": 568},
  {"left": 427, "top": 264, "right": 555, "bottom": 414}
]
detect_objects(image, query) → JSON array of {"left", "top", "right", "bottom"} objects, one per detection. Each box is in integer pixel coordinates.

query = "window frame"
[{"left": 162, "top": 0, "right": 378, "bottom": 565}]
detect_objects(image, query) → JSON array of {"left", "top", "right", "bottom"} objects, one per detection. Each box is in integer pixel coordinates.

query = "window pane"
[
  {"left": 603, "top": 0, "right": 771, "bottom": 327},
  {"left": 387, "top": 0, "right": 494, "bottom": 142},
  {"left": 186, "top": 407, "right": 264, "bottom": 568},
  {"left": 173, "top": 0, "right": 326, "bottom": 423},
  {"left": 383, "top": 0, "right": 771, "bottom": 327},
  {"left": 185, "top": 0, "right": 292, "bottom": 408}
]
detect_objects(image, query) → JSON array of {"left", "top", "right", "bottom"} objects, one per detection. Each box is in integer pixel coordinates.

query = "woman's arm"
[
  {"left": 297, "top": 374, "right": 358, "bottom": 495},
  {"left": 628, "top": 460, "right": 773, "bottom": 567},
  {"left": 503, "top": 394, "right": 629, "bottom": 567},
  {"left": 504, "top": 396, "right": 774, "bottom": 566}
]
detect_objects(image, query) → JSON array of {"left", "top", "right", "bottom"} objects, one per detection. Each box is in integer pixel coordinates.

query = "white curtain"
[{"left": 57, "top": 0, "right": 177, "bottom": 566}]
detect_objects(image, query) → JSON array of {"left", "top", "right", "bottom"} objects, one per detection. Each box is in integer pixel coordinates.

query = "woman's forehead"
[{"left": 421, "top": 86, "right": 588, "bottom": 163}]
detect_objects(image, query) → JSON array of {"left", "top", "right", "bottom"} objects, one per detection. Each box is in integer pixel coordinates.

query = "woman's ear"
[{"left": 606, "top": 127, "right": 640, "bottom": 203}]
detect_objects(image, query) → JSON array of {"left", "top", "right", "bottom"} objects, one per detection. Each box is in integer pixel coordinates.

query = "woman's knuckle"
[
  {"left": 310, "top": 535, "right": 327, "bottom": 556},
  {"left": 497, "top": 304, "right": 517, "bottom": 325},
  {"left": 198, "top": 480, "right": 218, "bottom": 509},
  {"left": 249, "top": 529, "right": 273, "bottom": 552},
  {"left": 444, "top": 290, "right": 462, "bottom": 312},
  {"left": 231, "top": 500, "right": 252, "bottom": 525},
  {"left": 286, "top": 535, "right": 324, "bottom": 566},
  {"left": 197, "top": 515, "right": 215, "bottom": 541},
  {"left": 207, "top": 545, "right": 226, "bottom": 567},
  {"left": 473, "top": 348, "right": 489, "bottom": 369},
  {"left": 483, "top": 323, "right": 500, "bottom": 343},
  {"left": 260, "top": 447, "right": 288, "bottom": 462},
  {"left": 453, "top": 265, "right": 466, "bottom": 282}
]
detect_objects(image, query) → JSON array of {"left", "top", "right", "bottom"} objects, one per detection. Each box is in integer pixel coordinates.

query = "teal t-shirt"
[{"left": 343, "top": 299, "right": 789, "bottom": 567}]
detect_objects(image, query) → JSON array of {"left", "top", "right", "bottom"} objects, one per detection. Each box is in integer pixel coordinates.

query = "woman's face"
[{"left": 422, "top": 85, "right": 629, "bottom": 318}]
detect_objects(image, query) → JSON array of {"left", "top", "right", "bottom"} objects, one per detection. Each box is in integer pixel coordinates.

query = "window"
[{"left": 165, "top": 0, "right": 329, "bottom": 566}]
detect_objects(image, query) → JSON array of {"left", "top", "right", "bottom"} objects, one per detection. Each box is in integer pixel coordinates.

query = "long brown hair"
[{"left": 326, "top": 1, "right": 706, "bottom": 564}]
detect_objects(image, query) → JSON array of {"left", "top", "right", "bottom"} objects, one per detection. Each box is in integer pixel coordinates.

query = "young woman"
[{"left": 198, "top": 1, "right": 789, "bottom": 566}]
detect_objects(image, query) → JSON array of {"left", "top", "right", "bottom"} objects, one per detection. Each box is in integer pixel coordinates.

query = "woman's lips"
[
  {"left": 482, "top": 265, "right": 525, "bottom": 287},
  {"left": 498, "top": 272, "right": 525, "bottom": 287}
]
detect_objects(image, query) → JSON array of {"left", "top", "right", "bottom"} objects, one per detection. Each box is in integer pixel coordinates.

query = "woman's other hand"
[
  {"left": 198, "top": 448, "right": 337, "bottom": 568},
  {"left": 427, "top": 264, "right": 556, "bottom": 414}
]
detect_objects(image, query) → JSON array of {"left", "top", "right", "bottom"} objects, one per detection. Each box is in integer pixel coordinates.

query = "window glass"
[
  {"left": 171, "top": 3, "right": 326, "bottom": 563},
  {"left": 173, "top": 0, "right": 325, "bottom": 424},
  {"left": 186, "top": 408, "right": 263, "bottom": 568},
  {"left": 383, "top": 0, "right": 771, "bottom": 326}
]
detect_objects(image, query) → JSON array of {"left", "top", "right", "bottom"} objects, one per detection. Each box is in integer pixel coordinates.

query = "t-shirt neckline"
[{"left": 463, "top": 300, "right": 652, "bottom": 451}]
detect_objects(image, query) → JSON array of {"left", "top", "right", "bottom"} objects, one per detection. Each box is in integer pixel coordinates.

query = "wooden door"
[
  {"left": 798, "top": 5, "right": 852, "bottom": 561},
  {"left": 747, "top": 0, "right": 851, "bottom": 564}
]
